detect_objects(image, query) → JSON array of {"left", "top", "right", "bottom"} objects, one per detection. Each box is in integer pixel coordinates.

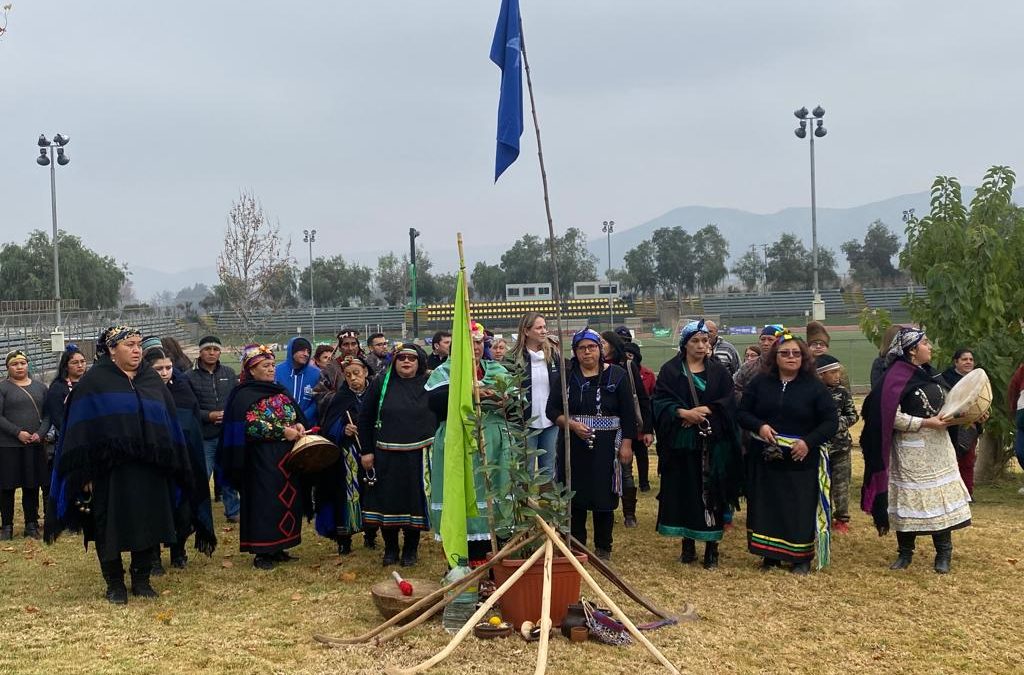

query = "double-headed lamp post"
[
  {"left": 36, "top": 133, "right": 71, "bottom": 331},
  {"left": 602, "top": 219, "right": 614, "bottom": 325},
  {"left": 303, "top": 229, "right": 317, "bottom": 338},
  {"left": 794, "top": 106, "right": 827, "bottom": 321}
]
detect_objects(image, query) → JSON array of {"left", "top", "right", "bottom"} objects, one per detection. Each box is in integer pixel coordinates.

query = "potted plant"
[{"left": 476, "top": 367, "right": 586, "bottom": 629}]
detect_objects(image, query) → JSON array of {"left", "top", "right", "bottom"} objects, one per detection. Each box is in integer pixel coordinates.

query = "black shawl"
[
  {"left": 45, "top": 358, "right": 192, "bottom": 542},
  {"left": 217, "top": 379, "right": 307, "bottom": 490},
  {"left": 859, "top": 359, "right": 939, "bottom": 533},
  {"left": 357, "top": 370, "right": 434, "bottom": 454},
  {"left": 652, "top": 354, "right": 743, "bottom": 507}
]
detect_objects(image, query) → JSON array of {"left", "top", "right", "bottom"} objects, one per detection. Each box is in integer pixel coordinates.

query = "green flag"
[{"left": 439, "top": 268, "right": 479, "bottom": 566}]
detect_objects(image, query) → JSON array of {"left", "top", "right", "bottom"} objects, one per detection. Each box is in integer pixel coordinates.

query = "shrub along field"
[{"left": 2, "top": 436, "right": 1023, "bottom": 674}]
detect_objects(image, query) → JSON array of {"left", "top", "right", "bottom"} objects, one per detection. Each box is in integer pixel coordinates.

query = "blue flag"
[{"left": 490, "top": 0, "right": 523, "bottom": 182}]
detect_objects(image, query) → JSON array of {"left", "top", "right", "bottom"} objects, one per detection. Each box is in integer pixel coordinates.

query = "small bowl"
[
  {"left": 569, "top": 625, "right": 589, "bottom": 643},
  {"left": 474, "top": 621, "right": 513, "bottom": 639}
]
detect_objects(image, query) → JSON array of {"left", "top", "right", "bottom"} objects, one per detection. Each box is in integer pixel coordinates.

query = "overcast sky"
[{"left": 2, "top": 1, "right": 1022, "bottom": 276}]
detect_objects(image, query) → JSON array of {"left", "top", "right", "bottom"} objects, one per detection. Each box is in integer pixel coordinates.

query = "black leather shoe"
[
  {"left": 680, "top": 539, "right": 697, "bottom": 564},
  {"left": 934, "top": 551, "right": 952, "bottom": 574},
  {"left": 337, "top": 538, "right": 352, "bottom": 556},
  {"left": 151, "top": 559, "right": 166, "bottom": 577},
  {"left": 595, "top": 548, "right": 612, "bottom": 561},
  {"left": 0, "top": 525, "right": 12, "bottom": 541},
  {"left": 130, "top": 571, "right": 159, "bottom": 598},
  {"left": 702, "top": 542, "right": 719, "bottom": 570},
  {"left": 253, "top": 555, "right": 274, "bottom": 571},
  {"left": 24, "top": 522, "right": 41, "bottom": 539},
  {"left": 760, "top": 557, "right": 781, "bottom": 571},
  {"left": 105, "top": 577, "right": 128, "bottom": 605},
  {"left": 170, "top": 555, "right": 187, "bottom": 569},
  {"left": 889, "top": 552, "right": 913, "bottom": 570}
]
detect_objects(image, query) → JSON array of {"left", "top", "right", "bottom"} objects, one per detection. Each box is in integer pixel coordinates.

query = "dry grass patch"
[{"left": 2, "top": 452, "right": 1022, "bottom": 674}]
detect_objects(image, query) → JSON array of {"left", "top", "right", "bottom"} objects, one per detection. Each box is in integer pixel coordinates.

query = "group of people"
[{"left": 0, "top": 310, "right": 1015, "bottom": 604}]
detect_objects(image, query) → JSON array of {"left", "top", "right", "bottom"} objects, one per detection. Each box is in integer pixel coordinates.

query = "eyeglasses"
[
  {"left": 395, "top": 353, "right": 418, "bottom": 363},
  {"left": 576, "top": 344, "right": 599, "bottom": 352},
  {"left": 777, "top": 350, "right": 802, "bottom": 358}
]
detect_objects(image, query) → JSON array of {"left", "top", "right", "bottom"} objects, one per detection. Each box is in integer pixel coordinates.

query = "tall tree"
[
  {"left": 299, "top": 255, "right": 373, "bottom": 307},
  {"left": 552, "top": 227, "right": 599, "bottom": 289},
  {"left": 692, "top": 223, "right": 730, "bottom": 293},
  {"left": 216, "top": 190, "right": 295, "bottom": 338},
  {"left": 842, "top": 219, "right": 902, "bottom": 286},
  {"left": 471, "top": 262, "right": 507, "bottom": 300},
  {"left": 622, "top": 240, "right": 659, "bottom": 298},
  {"left": 766, "top": 232, "right": 837, "bottom": 291},
  {"left": 499, "top": 234, "right": 548, "bottom": 284},
  {"left": 375, "top": 253, "right": 408, "bottom": 306},
  {"left": 904, "top": 166, "right": 1024, "bottom": 477},
  {"left": 651, "top": 226, "right": 695, "bottom": 298},
  {"left": 731, "top": 250, "right": 764, "bottom": 292},
  {"left": 0, "top": 230, "right": 126, "bottom": 309}
]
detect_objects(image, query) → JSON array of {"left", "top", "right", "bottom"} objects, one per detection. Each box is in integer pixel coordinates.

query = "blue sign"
[{"left": 727, "top": 326, "right": 758, "bottom": 335}]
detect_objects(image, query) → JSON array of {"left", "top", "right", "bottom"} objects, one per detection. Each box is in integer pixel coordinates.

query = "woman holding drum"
[
  {"left": 219, "top": 344, "right": 309, "bottom": 570},
  {"left": 861, "top": 328, "right": 973, "bottom": 573}
]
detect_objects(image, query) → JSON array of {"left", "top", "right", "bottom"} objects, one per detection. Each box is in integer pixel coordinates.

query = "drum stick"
[{"left": 346, "top": 411, "right": 362, "bottom": 451}]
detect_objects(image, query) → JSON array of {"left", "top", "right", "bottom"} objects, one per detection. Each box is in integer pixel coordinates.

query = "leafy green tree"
[
  {"left": 652, "top": 226, "right": 695, "bottom": 298},
  {"left": 731, "top": 250, "right": 764, "bottom": 292},
  {"left": 622, "top": 240, "right": 659, "bottom": 298},
  {"left": 427, "top": 272, "right": 458, "bottom": 303},
  {"left": 0, "top": 230, "right": 126, "bottom": 309},
  {"left": 692, "top": 224, "right": 730, "bottom": 292},
  {"left": 471, "top": 262, "right": 507, "bottom": 300},
  {"left": 552, "top": 227, "right": 598, "bottom": 289},
  {"left": 842, "top": 220, "right": 902, "bottom": 286},
  {"left": 903, "top": 166, "right": 1024, "bottom": 478},
  {"left": 375, "top": 253, "right": 407, "bottom": 306},
  {"left": 500, "top": 234, "right": 548, "bottom": 284},
  {"left": 766, "top": 232, "right": 838, "bottom": 291},
  {"left": 299, "top": 255, "right": 372, "bottom": 307}
]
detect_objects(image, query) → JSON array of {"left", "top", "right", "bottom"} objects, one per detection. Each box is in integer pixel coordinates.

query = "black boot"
[
  {"left": 151, "top": 556, "right": 166, "bottom": 577},
  {"left": 101, "top": 560, "right": 128, "bottom": 605},
  {"left": 791, "top": 561, "right": 811, "bottom": 576},
  {"left": 400, "top": 528, "right": 420, "bottom": 567},
  {"left": 702, "top": 542, "right": 719, "bottom": 570},
  {"left": 130, "top": 568, "right": 158, "bottom": 598},
  {"left": 621, "top": 487, "right": 638, "bottom": 528},
  {"left": 253, "top": 554, "right": 274, "bottom": 570},
  {"left": 337, "top": 535, "right": 352, "bottom": 556},
  {"left": 933, "top": 531, "right": 953, "bottom": 574},
  {"left": 890, "top": 531, "right": 915, "bottom": 570},
  {"left": 0, "top": 524, "right": 12, "bottom": 541},
  {"left": 760, "top": 557, "right": 781, "bottom": 571},
  {"left": 24, "top": 522, "right": 41, "bottom": 540},
  {"left": 381, "top": 528, "right": 400, "bottom": 566},
  {"left": 363, "top": 528, "right": 378, "bottom": 550},
  {"left": 170, "top": 545, "right": 187, "bottom": 569},
  {"left": 680, "top": 538, "right": 697, "bottom": 564}
]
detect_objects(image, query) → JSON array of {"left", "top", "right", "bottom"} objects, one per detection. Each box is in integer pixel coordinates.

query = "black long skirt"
[
  {"left": 361, "top": 449, "right": 429, "bottom": 530},
  {"left": 239, "top": 439, "right": 302, "bottom": 554},
  {"left": 0, "top": 443, "right": 48, "bottom": 490},
  {"left": 656, "top": 445, "right": 724, "bottom": 542},
  {"left": 745, "top": 444, "right": 818, "bottom": 563},
  {"left": 557, "top": 430, "right": 619, "bottom": 512},
  {"left": 92, "top": 461, "right": 177, "bottom": 562}
]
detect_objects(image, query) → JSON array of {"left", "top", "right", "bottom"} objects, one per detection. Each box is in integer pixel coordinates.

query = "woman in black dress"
[
  {"left": 357, "top": 343, "right": 435, "bottom": 567},
  {"left": 219, "top": 344, "right": 309, "bottom": 570},
  {"left": 737, "top": 332, "right": 838, "bottom": 575},
  {"left": 653, "top": 320, "right": 743, "bottom": 569},
  {"left": 46, "top": 327, "right": 192, "bottom": 603},
  {"left": 547, "top": 328, "right": 636, "bottom": 561},
  {"left": 0, "top": 350, "right": 50, "bottom": 540},
  {"left": 316, "top": 354, "right": 374, "bottom": 555}
]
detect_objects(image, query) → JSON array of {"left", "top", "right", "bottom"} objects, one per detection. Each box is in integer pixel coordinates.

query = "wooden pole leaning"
[
  {"left": 533, "top": 538, "right": 555, "bottom": 675},
  {"left": 387, "top": 542, "right": 549, "bottom": 675},
  {"left": 313, "top": 531, "right": 536, "bottom": 646},
  {"left": 533, "top": 516, "right": 681, "bottom": 675}
]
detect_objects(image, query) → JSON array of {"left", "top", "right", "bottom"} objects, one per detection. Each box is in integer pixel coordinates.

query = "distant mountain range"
[{"left": 128, "top": 187, "right": 1023, "bottom": 300}]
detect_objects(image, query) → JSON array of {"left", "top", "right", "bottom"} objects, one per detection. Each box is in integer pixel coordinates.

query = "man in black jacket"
[{"left": 185, "top": 336, "right": 239, "bottom": 522}]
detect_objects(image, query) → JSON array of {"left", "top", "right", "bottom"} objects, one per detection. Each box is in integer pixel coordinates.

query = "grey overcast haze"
[{"left": 2, "top": 1, "right": 1023, "bottom": 298}]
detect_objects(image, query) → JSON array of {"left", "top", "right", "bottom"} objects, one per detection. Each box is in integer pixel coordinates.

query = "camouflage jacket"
[{"left": 826, "top": 384, "right": 858, "bottom": 454}]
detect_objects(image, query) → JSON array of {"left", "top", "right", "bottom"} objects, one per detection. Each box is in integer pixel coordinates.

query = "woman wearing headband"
[
  {"left": 652, "top": 320, "right": 742, "bottom": 569},
  {"left": 218, "top": 344, "right": 308, "bottom": 570},
  {"left": 427, "top": 321, "right": 512, "bottom": 567},
  {"left": 0, "top": 350, "right": 50, "bottom": 540},
  {"left": 46, "top": 327, "right": 193, "bottom": 604},
  {"left": 546, "top": 328, "right": 636, "bottom": 561},
  {"left": 357, "top": 342, "right": 435, "bottom": 567},
  {"left": 860, "top": 328, "right": 972, "bottom": 573},
  {"left": 737, "top": 330, "right": 838, "bottom": 575},
  {"left": 315, "top": 354, "right": 374, "bottom": 556}
]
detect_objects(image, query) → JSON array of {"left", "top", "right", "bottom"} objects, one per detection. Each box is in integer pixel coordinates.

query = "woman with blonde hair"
[{"left": 509, "top": 312, "right": 562, "bottom": 481}]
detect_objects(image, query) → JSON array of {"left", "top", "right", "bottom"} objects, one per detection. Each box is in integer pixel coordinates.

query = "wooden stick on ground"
[
  {"left": 534, "top": 517, "right": 681, "bottom": 675},
  {"left": 387, "top": 542, "right": 549, "bottom": 675},
  {"left": 313, "top": 531, "right": 537, "bottom": 645},
  {"left": 533, "top": 538, "right": 554, "bottom": 675}
]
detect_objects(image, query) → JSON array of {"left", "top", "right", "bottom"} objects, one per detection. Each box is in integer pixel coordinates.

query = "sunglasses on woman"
[{"left": 395, "top": 353, "right": 418, "bottom": 363}]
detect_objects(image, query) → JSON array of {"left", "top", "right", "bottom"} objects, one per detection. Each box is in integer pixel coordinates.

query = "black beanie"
[{"left": 293, "top": 337, "right": 312, "bottom": 353}]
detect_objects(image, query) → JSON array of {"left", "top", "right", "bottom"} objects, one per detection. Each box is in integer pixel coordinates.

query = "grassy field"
[{"left": 2, "top": 431, "right": 1023, "bottom": 675}]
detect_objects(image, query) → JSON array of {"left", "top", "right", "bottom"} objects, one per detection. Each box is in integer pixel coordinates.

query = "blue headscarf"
[
  {"left": 679, "top": 319, "right": 708, "bottom": 350},
  {"left": 761, "top": 324, "right": 785, "bottom": 337},
  {"left": 571, "top": 327, "right": 602, "bottom": 350}
]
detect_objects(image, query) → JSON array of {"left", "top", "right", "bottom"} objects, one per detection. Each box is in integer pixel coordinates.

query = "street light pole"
[
  {"left": 303, "top": 229, "right": 317, "bottom": 338},
  {"left": 409, "top": 227, "right": 420, "bottom": 340},
  {"left": 602, "top": 219, "right": 614, "bottom": 325},
  {"left": 794, "top": 106, "right": 827, "bottom": 321},
  {"left": 36, "top": 133, "right": 71, "bottom": 331}
]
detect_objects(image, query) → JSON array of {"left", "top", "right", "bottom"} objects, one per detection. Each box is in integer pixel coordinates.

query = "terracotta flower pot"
[{"left": 490, "top": 552, "right": 588, "bottom": 629}]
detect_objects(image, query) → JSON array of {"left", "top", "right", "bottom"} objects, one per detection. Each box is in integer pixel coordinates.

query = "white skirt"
[{"left": 889, "top": 427, "right": 972, "bottom": 533}]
